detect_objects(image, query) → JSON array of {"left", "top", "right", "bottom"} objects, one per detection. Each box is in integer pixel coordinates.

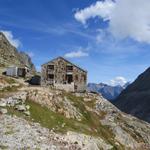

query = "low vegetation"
[
  {"left": 0, "top": 76, "right": 21, "bottom": 98},
  {"left": 0, "top": 145, "right": 8, "bottom": 150}
]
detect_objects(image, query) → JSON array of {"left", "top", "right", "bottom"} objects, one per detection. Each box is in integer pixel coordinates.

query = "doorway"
[{"left": 66, "top": 74, "right": 73, "bottom": 84}]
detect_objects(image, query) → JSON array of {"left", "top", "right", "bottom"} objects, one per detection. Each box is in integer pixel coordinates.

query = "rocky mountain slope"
[
  {"left": 115, "top": 67, "right": 150, "bottom": 123},
  {"left": 0, "top": 76, "right": 150, "bottom": 149},
  {"left": 87, "top": 82, "right": 129, "bottom": 101},
  {"left": 0, "top": 32, "right": 35, "bottom": 72}
]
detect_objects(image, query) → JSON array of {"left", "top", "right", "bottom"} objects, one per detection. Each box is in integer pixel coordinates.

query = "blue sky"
[{"left": 0, "top": 0, "right": 150, "bottom": 85}]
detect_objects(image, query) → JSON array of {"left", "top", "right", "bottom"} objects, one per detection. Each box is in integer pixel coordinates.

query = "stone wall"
[
  {"left": 54, "top": 83, "right": 75, "bottom": 92},
  {"left": 41, "top": 57, "right": 87, "bottom": 92}
]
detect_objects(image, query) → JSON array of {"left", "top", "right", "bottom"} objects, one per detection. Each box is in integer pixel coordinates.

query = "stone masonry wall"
[{"left": 41, "top": 57, "right": 87, "bottom": 92}]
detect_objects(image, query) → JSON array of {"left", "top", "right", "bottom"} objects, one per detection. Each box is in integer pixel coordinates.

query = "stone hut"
[
  {"left": 41, "top": 57, "right": 87, "bottom": 92},
  {"left": 6, "top": 66, "right": 29, "bottom": 77}
]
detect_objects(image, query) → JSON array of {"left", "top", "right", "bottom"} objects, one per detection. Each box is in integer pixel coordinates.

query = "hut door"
[
  {"left": 66, "top": 74, "right": 73, "bottom": 84},
  {"left": 17, "top": 68, "right": 26, "bottom": 77}
]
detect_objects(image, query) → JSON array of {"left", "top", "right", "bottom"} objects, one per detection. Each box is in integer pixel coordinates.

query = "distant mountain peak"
[{"left": 87, "top": 82, "right": 129, "bottom": 101}]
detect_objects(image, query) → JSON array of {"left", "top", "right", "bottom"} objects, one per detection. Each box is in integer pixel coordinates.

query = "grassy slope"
[{"left": 6, "top": 91, "right": 125, "bottom": 150}]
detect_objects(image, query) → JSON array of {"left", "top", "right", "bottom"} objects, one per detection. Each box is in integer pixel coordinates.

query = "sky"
[{"left": 0, "top": 0, "right": 150, "bottom": 85}]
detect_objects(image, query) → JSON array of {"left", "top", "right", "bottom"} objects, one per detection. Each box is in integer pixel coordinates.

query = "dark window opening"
[
  {"left": 82, "top": 75, "right": 86, "bottom": 82},
  {"left": 47, "top": 74, "right": 54, "bottom": 85},
  {"left": 17, "top": 68, "right": 26, "bottom": 77},
  {"left": 66, "top": 74, "right": 73, "bottom": 84},
  {"left": 74, "top": 85, "right": 78, "bottom": 90},
  {"left": 66, "top": 65, "right": 73, "bottom": 72},
  {"left": 48, "top": 74, "right": 54, "bottom": 79},
  {"left": 48, "top": 65, "right": 54, "bottom": 70}
]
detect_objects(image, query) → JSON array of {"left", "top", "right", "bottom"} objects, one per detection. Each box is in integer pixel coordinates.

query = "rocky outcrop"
[
  {"left": 115, "top": 67, "right": 150, "bottom": 123},
  {"left": 26, "top": 87, "right": 83, "bottom": 121},
  {"left": 0, "top": 92, "right": 30, "bottom": 116},
  {"left": 19, "top": 51, "right": 36, "bottom": 73},
  {"left": 0, "top": 32, "right": 35, "bottom": 72},
  {"left": 96, "top": 97, "right": 150, "bottom": 149}
]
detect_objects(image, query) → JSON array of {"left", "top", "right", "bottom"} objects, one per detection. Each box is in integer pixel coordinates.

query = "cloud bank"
[{"left": 74, "top": 0, "right": 150, "bottom": 43}]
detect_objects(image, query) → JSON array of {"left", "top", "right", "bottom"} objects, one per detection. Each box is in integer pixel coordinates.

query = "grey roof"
[{"left": 42, "top": 56, "right": 87, "bottom": 73}]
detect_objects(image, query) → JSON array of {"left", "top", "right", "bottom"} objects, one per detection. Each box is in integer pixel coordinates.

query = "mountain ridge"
[
  {"left": 0, "top": 32, "right": 36, "bottom": 72},
  {"left": 115, "top": 67, "right": 150, "bottom": 123},
  {"left": 87, "top": 82, "right": 130, "bottom": 100}
]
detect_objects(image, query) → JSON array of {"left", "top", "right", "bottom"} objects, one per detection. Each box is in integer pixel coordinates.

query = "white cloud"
[
  {"left": 74, "top": 0, "right": 115, "bottom": 24},
  {"left": 64, "top": 50, "right": 89, "bottom": 58},
  {"left": 74, "top": 0, "right": 150, "bottom": 43},
  {"left": 0, "top": 30, "right": 21, "bottom": 48},
  {"left": 108, "top": 76, "right": 127, "bottom": 86}
]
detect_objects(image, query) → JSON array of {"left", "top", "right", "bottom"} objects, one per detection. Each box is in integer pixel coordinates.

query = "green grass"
[
  {"left": 63, "top": 93, "right": 116, "bottom": 139},
  {"left": 0, "top": 145, "right": 8, "bottom": 150},
  {"left": 0, "top": 85, "right": 21, "bottom": 98},
  {"left": 7, "top": 97, "right": 112, "bottom": 138},
  {"left": 63, "top": 92, "right": 126, "bottom": 150},
  {"left": 4, "top": 130, "right": 14, "bottom": 135},
  {"left": 0, "top": 76, "right": 21, "bottom": 98},
  {"left": 4, "top": 77, "right": 16, "bottom": 84},
  {"left": 84, "top": 99, "right": 96, "bottom": 108},
  {"left": 0, "top": 85, "right": 19, "bottom": 92},
  {"left": 27, "top": 100, "right": 82, "bottom": 133},
  {"left": 0, "top": 64, "right": 6, "bottom": 67},
  {"left": 7, "top": 100, "right": 92, "bottom": 134}
]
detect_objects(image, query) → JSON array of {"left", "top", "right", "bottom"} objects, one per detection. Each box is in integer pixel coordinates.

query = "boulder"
[
  {"left": 24, "top": 111, "right": 30, "bottom": 116},
  {"left": 15, "top": 105, "right": 26, "bottom": 111},
  {"left": 0, "top": 108, "right": 7, "bottom": 114},
  {"left": 26, "top": 105, "right": 30, "bottom": 110},
  {"left": 84, "top": 98, "right": 92, "bottom": 102},
  {"left": 6, "top": 97, "right": 19, "bottom": 107},
  {"left": 0, "top": 100, "right": 7, "bottom": 107}
]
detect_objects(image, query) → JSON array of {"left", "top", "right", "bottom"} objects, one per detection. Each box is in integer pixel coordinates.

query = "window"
[
  {"left": 66, "top": 65, "right": 73, "bottom": 72},
  {"left": 66, "top": 74, "right": 73, "bottom": 84},
  {"left": 47, "top": 74, "right": 54, "bottom": 85},
  {"left": 74, "top": 85, "right": 78, "bottom": 90},
  {"left": 48, "top": 74, "right": 54, "bottom": 79},
  {"left": 48, "top": 65, "right": 54, "bottom": 70},
  {"left": 82, "top": 75, "right": 86, "bottom": 82}
]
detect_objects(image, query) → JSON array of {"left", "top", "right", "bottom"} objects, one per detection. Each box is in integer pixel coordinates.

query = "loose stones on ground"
[
  {"left": 0, "top": 108, "right": 7, "bottom": 114},
  {"left": 0, "top": 92, "right": 30, "bottom": 116}
]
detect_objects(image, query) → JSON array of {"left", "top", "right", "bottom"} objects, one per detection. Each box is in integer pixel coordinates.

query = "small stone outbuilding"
[
  {"left": 41, "top": 57, "right": 87, "bottom": 92},
  {"left": 6, "top": 66, "right": 29, "bottom": 77}
]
